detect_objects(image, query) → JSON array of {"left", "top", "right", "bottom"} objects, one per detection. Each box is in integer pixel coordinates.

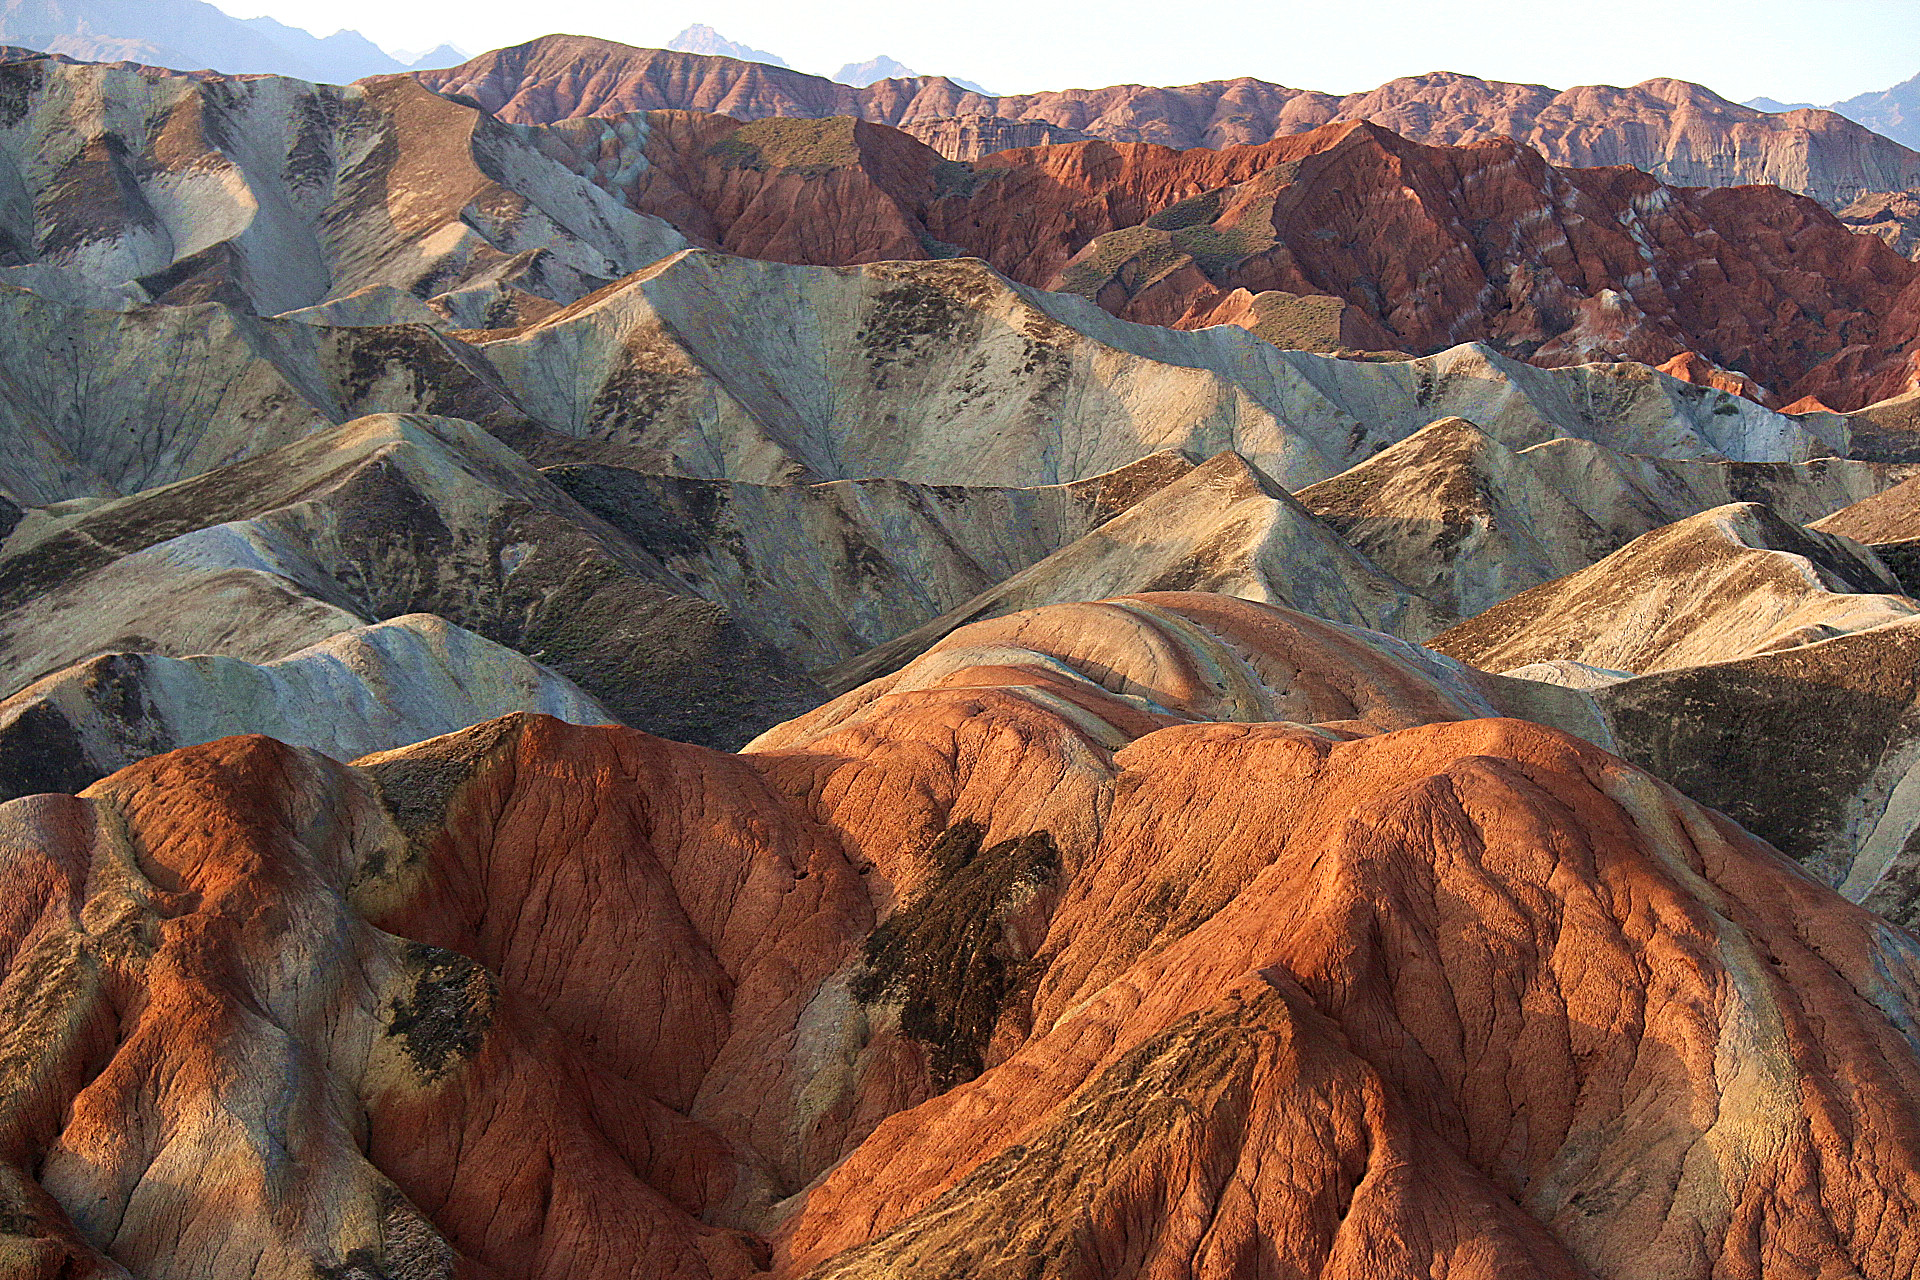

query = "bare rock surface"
[
  {"left": 820, "top": 454, "right": 1449, "bottom": 693},
  {"left": 1429, "top": 502, "right": 1915, "bottom": 675},
  {"left": 0, "top": 245, "right": 1859, "bottom": 509},
  {"left": 0, "top": 412, "right": 823, "bottom": 748},
  {"left": 458, "top": 251, "right": 1849, "bottom": 491},
  {"left": 0, "top": 613, "right": 613, "bottom": 797},
  {"left": 762, "top": 592, "right": 1607, "bottom": 754},
  {"left": 0, "top": 595, "right": 1917, "bottom": 1275},
  {"left": 411, "top": 39, "right": 1920, "bottom": 208},
  {"left": 544, "top": 451, "right": 1197, "bottom": 672},
  {"left": 516, "top": 106, "right": 1920, "bottom": 410},
  {"left": 0, "top": 54, "right": 684, "bottom": 320},
  {"left": 1587, "top": 617, "right": 1920, "bottom": 922},
  {"left": 1297, "top": 416, "right": 1916, "bottom": 618}
]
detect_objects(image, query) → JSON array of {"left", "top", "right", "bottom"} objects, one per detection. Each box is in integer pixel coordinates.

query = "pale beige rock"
[
  {"left": 1302, "top": 417, "right": 1915, "bottom": 618},
  {"left": 0, "top": 613, "right": 615, "bottom": 797},
  {"left": 822, "top": 451, "right": 1447, "bottom": 692},
  {"left": 1430, "top": 502, "right": 1915, "bottom": 675}
]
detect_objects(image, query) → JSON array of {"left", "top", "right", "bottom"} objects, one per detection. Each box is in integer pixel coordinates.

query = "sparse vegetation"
[{"left": 706, "top": 117, "right": 861, "bottom": 174}]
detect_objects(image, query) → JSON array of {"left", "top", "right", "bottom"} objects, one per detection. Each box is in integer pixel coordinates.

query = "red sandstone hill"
[
  {"left": 559, "top": 111, "right": 1920, "bottom": 409},
  {"left": 404, "top": 36, "right": 1920, "bottom": 206},
  {"left": 6, "top": 594, "right": 1920, "bottom": 1277}
]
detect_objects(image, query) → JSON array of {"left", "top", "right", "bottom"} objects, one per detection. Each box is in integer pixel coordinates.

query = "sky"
[{"left": 211, "top": 0, "right": 1919, "bottom": 104}]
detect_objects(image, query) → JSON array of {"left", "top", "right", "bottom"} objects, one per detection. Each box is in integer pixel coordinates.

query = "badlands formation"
[
  {"left": 5, "top": 32, "right": 1920, "bottom": 1280},
  {"left": 411, "top": 37, "right": 1920, "bottom": 200}
]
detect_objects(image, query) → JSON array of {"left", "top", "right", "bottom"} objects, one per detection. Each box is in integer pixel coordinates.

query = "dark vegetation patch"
[
  {"left": 1055, "top": 225, "right": 1184, "bottom": 298},
  {"left": 136, "top": 241, "right": 248, "bottom": 308},
  {"left": 856, "top": 278, "right": 974, "bottom": 383},
  {"left": 283, "top": 94, "right": 339, "bottom": 190},
  {"left": 1139, "top": 518, "right": 1261, "bottom": 593},
  {"left": 39, "top": 133, "right": 159, "bottom": 255},
  {"left": 853, "top": 820, "right": 1059, "bottom": 1088},
  {"left": 0, "top": 58, "right": 43, "bottom": 129},
  {"left": 0, "top": 704, "right": 97, "bottom": 801},
  {"left": 930, "top": 159, "right": 989, "bottom": 199},
  {"left": 1169, "top": 223, "right": 1264, "bottom": 279},
  {"left": 386, "top": 941, "right": 497, "bottom": 1081},
  {"left": 1870, "top": 540, "right": 1920, "bottom": 594},
  {"left": 807, "top": 991, "right": 1298, "bottom": 1278},
  {"left": 1244, "top": 291, "right": 1349, "bottom": 353},
  {"left": 707, "top": 117, "right": 861, "bottom": 174},
  {"left": 499, "top": 545, "right": 823, "bottom": 749},
  {"left": 584, "top": 334, "right": 693, "bottom": 433},
  {"left": 360, "top": 714, "right": 521, "bottom": 840},
  {"left": 1068, "top": 451, "right": 1196, "bottom": 525},
  {"left": 545, "top": 464, "right": 737, "bottom": 558},
  {"left": 1600, "top": 624, "right": 1920, "bottom": 878},
  {"left": 0, "top": 433, "right": 378, "bottom": 612},
  {"left": 915, "top": 231, "right": 968, "bottom": 260},
  {"left": 1144, "top": 189, "right": 1224, "bottom": 232}
]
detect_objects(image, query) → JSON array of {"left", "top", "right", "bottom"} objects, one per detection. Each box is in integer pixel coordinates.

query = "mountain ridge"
[
  {"left": 0, "top": 0, "right": 464, "bottom": 82},
  {"left": 408, "top": 36, "right": 1920, "bottom": 208}
]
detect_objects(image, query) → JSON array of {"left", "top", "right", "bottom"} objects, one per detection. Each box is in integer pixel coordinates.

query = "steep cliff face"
[
  {"left": 4, "top": 599, "right": 1920, "bottom": 1277},
  {"left": 408, "top": 38, "right": 1920, "bottom": 206}
]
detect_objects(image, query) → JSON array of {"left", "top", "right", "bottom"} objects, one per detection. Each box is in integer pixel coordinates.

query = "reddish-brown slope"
[
  {"left": 406, "top": 38, "right": 1920, "bottom": 205},
  {"left": 4, "top": 595, "right": 1920, "bottom": 1276},
  {"left": 590, "top": 113, "right": 1920, "bottom": 408}
]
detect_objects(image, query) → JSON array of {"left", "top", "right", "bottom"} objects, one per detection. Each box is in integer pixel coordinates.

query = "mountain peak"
[
  {"left": 835, "top": 54, "right": 916, "bottom": 87},
  {"left": 665, "top": 23, "right": 789, "bottom": 68}
]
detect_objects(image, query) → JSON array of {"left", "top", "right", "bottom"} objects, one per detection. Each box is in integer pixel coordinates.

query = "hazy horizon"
[{"left": 208, "top": 0, "right": 1918, "bottom": 104}]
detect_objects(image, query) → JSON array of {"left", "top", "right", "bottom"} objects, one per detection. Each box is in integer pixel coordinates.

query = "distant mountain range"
[
  {"left": 0, "top": 0, "right": 462, "bottom": 81},
  {"left": 835, "top": 54, "right": 916, "bottom": 87},
  {"left": 1748, "top": 72, "right": 1920, "bottom": 149},
  {"left": 664, "top": 23, "right": 788, "bottom": 68},
  {"left": 664, "top": 22, "right": 988, "bottom": 93}
]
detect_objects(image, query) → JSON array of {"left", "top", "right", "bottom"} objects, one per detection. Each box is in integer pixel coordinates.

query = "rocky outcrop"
[
  {"left": 0, "top": 613, "right": 613, "bottom": 797},
  {"left": 525, "top": 105, "right": 1920, "bottom": 409},
  {"left": 544, "top": 451, "right": 1199, "bottom": 672},
  {"left": 1009, "top": 125, "right": 1920, "bottom": 409},
  {"left": 5, "top": 44, "right": 1917, "bottom": 442},
  {"left": 410, "top": 39, "right": 1920, "bottom": 208},
  {"left": 1586, "top": 616, "right": 1920, "bottom": 921},
  {"left": 820, "top": 452, "right": 1449, "bottom": 692},
  {"left": 1294, "top": 416, "right": 1916, "bottom": 618},
  {"left": 454, "top": 252, "right": 1851, "bottom": 492},
  {"left": 0, "top": 413, "right": 823, "bottom": 750},
  {"left": 1657, "top": 351, "right": 1767, "bottom": 400},
  {"left": 2, "top": 596, "right": 1919, "bottom": 1275},
  {"left": 1839, "top": 188, "right": 1920, "bottom": 259},
  {"left": 0, "top": 54, "right": 684, "bottom": 320},
  {"left": 1429, "top": 502, "right": 1914, "bottom": 675},
  {"left": 0, "top": 247, "right": 1862, "bottom": 510},
  {"left": 767, "top": 592, "right": 1603, "bottom": 752}
]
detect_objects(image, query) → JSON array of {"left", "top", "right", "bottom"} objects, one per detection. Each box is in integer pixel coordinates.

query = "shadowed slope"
[{"left": 0, "top": 413, "right": 823, "bottom": 748}]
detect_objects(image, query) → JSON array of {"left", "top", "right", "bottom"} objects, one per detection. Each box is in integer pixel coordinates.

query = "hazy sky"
[{"left": 212, "top": 0, "right": 1918, "bottom": 104}]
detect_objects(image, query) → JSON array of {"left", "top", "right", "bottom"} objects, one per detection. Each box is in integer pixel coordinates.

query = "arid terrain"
[{"left": 1, "top": 27, "right": 1920, "bottom": 1280}]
